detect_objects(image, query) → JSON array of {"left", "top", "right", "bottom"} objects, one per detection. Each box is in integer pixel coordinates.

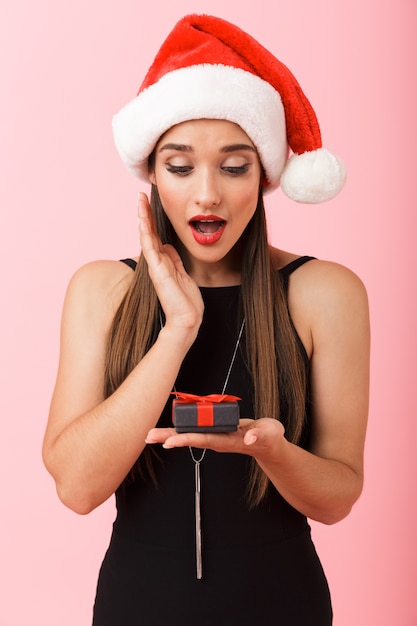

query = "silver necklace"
[
  {"left": 175, "top": 318, "right": 245, "bottom": 580},
  {"left": 162, "top": 313, "right": 245, "bottom": 579}
]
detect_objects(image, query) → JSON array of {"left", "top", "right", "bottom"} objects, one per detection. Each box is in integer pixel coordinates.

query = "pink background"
[{"left": 1, "top": 0, "right": 416, "bottom": 624}]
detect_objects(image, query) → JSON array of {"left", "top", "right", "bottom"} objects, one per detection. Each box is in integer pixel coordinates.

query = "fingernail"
[{"left": 246, "top": 434, "right": 257, "bottom": 445}]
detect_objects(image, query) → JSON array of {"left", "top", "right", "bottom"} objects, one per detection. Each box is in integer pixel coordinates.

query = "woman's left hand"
[{"left": 145, "top": 418, "right": 286, "bottom": 462}]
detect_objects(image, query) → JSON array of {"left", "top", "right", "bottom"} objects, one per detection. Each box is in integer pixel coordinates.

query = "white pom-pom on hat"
[
  {"left": 113, "top": 14, "right": 346, "bottom": 204},
  {"left": 280, "top": 149, "right": 347, "bottom": 204}
]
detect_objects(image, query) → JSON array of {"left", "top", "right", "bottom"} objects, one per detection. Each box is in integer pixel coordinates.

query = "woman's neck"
[
  {"left": 187, "top": 263, "right": 242, "bottom": 287},
  {"left": 178, "top": 241, "right": 243, "bottom": 287}
]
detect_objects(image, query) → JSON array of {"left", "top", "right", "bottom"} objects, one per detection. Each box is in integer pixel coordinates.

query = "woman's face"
[{"left": 149, "top": 119, "right": 262, "bottom": 282}]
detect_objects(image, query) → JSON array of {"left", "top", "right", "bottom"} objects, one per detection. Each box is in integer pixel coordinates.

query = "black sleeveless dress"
[{"left": 92, "top": 256, "right": 332, "bottom": 625}]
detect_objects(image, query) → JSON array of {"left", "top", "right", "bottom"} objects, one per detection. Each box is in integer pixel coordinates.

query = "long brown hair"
[{"left": 104, "top": 184, "right": 307, "bottom": 505}]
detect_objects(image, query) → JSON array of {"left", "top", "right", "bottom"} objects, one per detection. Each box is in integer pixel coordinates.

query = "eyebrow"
[
  {"left": 159, "top": 143, "right": 192, "bottom": 153},
  {"left": 158, "top": 143, "right": 256, "bottom": 154},
  {"left": 221, "top": 144, "right": 256, "bottom": 154}
]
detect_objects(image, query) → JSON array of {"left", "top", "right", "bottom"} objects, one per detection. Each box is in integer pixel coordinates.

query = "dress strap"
[
  {"left": 120, "top": 258, "right": 137, "bottom": 271},
  {"left": 279, "top": 256, "right": 316, "bottom": 292}
]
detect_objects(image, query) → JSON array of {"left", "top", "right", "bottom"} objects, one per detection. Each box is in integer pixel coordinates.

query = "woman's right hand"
[{"left": 138, "top": 192, "right": 204, "bottom": 337}]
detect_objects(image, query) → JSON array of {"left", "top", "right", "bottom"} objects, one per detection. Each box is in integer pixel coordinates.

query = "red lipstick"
[{"left": 189, "top": 214, "right": 226, "bottom": 245}]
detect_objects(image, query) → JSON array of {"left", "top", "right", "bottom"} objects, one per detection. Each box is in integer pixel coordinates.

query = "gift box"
[{"left": 172, "top": 392, "right": 241, "bottom": 433}]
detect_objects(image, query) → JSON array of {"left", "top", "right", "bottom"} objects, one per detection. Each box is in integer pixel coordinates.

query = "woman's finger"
[
  {"left": 137, "top": 193, "right": 166, "bottom": 268},
  {"left": 145, "top": 427, "right": 177, "bottom": 444}
]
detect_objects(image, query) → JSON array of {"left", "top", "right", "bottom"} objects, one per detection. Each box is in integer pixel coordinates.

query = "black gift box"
[{"left": 172, "top": 396, "right": 240, "bottom": 433}]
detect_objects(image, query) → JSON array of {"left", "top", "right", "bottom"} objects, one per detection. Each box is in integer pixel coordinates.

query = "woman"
[{"left": 43, "top": 14, "right": 370, "bottom": 625}]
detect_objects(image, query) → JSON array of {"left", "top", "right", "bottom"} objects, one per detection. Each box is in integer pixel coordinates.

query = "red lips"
[{"left": 189, "top": 214, "right": 226, "bottom": 245}]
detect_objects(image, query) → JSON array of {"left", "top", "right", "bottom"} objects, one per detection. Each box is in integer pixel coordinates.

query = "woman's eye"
[
  {"left": 222, "top": 164, "right": 250, "bottom": 175},
  {"left": 166, "top": 164, "right": 193, "bottom": 176}
]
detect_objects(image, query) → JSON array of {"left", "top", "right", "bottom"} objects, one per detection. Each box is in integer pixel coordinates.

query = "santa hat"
[{"left": 112, "top": 14, "right": 346, "bottom": 203}]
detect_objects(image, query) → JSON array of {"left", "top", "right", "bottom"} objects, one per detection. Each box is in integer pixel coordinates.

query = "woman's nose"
[{"left": 193, "top": 170, "right": 221, "bottom": 209}]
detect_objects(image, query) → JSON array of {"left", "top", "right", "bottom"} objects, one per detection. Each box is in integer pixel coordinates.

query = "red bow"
[{"left": 171, "top": 392, "right": 241, "bottom": 403}]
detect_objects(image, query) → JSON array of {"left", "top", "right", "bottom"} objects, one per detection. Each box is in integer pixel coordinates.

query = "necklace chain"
[
  {"left": 189, "top": 316, "right": 245, "bottom": 579},
  {"left": 160, "top": 311, "right": 245, "bottom": 400},
  {"left": 220, "top": 318, "right": 245, "bottom": 394},
  {"left": 186, "top": 319, "right": 244, "bottom": 467},
  {"left": 160, "top": 311, "right": 245, "bottom": 579}
]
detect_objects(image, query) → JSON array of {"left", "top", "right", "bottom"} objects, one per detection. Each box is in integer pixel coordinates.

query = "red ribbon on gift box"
[
  {"left": 172, "top": 392, "right": 241, "bottom": 403},
  {"left": 171, "top": 392, "right": 241, "bottom": 428}
]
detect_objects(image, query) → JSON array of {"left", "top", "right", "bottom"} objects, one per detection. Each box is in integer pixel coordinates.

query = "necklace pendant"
[{"left": 195, "top": 459, "right": 203, "bottom": 579}]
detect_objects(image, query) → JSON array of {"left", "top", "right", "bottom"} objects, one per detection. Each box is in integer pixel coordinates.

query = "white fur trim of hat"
[{"left": 112, "top": 14, "right": 346, "bottom": 203}]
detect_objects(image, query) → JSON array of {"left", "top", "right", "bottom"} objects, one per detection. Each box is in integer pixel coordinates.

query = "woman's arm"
[
  {"left": 267, "top": 259, "right": 370, "bottom": 523},
  {"left": 146, "top": 260, "right": 370, "bottom": 525},
  {"left": 42, "top": 195, "right": 204, "bottom": 515}
]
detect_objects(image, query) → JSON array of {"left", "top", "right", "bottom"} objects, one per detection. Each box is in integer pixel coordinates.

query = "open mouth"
[
  {"left": 190, "top": 219, "right": 226, "bottom": 234},
  {"left": 189, "top": 216, "right": 227, "bottom": 245}
]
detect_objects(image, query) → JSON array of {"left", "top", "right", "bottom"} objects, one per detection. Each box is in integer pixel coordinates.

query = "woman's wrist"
[{"left": 158, "top": 323, "right": 200, "bottom": 353}]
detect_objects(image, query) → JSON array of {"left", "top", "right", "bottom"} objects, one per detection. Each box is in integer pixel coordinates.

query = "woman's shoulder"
[
  {"left": 63, "top": 258, "right": 138, "bottom": 325},
  {"left": 270, "top": 248, "right": 369, "bottom": 356},
  {"left": 285, "top": 256, "right": 368, "bottom": 303},
  {"left": 270, "top": 246, "right": 367, "bottom": 294},
  {"left": 69, "top": 258, "right": 135, "bottom": 292}
]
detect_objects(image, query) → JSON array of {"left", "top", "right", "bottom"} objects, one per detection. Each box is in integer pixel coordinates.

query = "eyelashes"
[
  {"left": 166, "top": 164, "right": 250, "bottom": 176},
  {"left": 222, "top": 165, "right": 250, "bottom": 175},
  {"left": 166, "top": 165, "right": 193, "bottom": 176}
]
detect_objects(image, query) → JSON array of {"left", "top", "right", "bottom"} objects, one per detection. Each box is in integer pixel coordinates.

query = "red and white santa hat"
[{"left": 112, "top": 14, "right": 346, "bottom": 203}]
